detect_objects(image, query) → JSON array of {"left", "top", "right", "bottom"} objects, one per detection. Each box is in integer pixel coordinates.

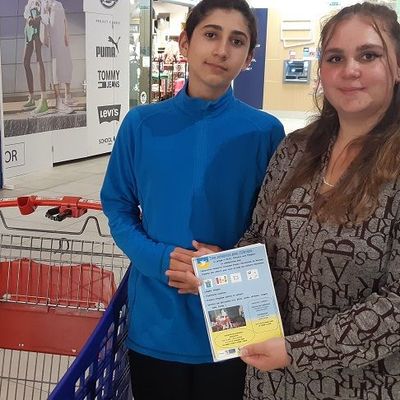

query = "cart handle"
[{"left": 0, "top": 196, "right": 102, "bottom": 219}]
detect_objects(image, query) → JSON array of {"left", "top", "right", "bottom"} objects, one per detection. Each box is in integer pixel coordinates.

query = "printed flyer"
[{"left": 192, "top": 243, "right": 284, "bottom": 362}]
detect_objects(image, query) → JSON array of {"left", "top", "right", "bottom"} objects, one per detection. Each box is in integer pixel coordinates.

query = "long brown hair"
[{"left": 275, "top": 2, "right": 400, "bottom": 225}]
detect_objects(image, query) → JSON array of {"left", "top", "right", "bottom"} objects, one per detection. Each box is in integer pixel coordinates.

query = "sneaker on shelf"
[
  {"left": 33, "top": 99, "right": 49, "bottom": 114},
  {"left": 64, "top": 95, "right": 78, "bottom": 106},
  {"left": 23, "top": 98, "right": 35, "bottom": 108},
  {"left": 56, "top": 100, "right": 74, "bottom": 114}
]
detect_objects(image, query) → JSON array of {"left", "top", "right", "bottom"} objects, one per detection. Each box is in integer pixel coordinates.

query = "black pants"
[{"left": 128, "top": 350, "right": 246, "bottom": 400}]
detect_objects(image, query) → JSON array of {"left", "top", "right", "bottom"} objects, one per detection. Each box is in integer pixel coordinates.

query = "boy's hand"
[
  {"left": 166, "top": 247, "right": 201, "bottom": 294},
  {"left": 192, "top": 240, "right": 221, "bottom": 253},
  {"left": 166, "top": 240, "right": 222, "bottom": 294}
]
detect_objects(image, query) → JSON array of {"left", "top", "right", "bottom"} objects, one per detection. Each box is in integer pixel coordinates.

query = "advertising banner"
[
  {"left": 0, "top": 0, "right": 87, "bottom": 175},
  {"left": 1, "top": 0, "right": 86, "bottom": 135},
  {"left": 0, "top": 0, "right": 129, "bottom": 177},
  {"left": 84, "top": 0, "right": 129, "bottom": 156}
]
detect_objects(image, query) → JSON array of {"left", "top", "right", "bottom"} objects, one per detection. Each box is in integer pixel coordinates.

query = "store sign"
[
  {"left": 100, "top": 0, "right": 119, "bottom": 8},
  {"left": 97, "top": 104, "right": 121, "bottom": 123},
  {"left": 97, "top": 69, "right": 120, "bottom": 88},
  {"left": 85, "top": 0, "right": 129, "bottom": 157},
  {"left": 98, "top": 136, "right": 115, "bottom": 145},
  {"left": 96, "top": 36, "right": 120, "bottom": 58},
  {"left": 4, "top": 142, "right": 25, "bottom": 168}
]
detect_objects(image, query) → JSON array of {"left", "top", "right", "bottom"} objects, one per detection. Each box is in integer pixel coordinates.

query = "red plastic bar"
[{"left": 0, "top": 196, "right": 102, "bottom": 215}]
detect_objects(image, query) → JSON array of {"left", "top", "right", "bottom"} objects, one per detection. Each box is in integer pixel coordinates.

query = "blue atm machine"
[{"left": 233, "top": 8, "right": 268, "bottom": 109}]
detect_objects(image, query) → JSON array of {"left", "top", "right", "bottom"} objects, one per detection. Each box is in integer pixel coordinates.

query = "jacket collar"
[{"left": 174, "top": 82, "right": 235, "bottom": 118}]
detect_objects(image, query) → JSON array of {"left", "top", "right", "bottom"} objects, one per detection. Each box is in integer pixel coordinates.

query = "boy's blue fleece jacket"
[{"left": 100, "top": 85, "right": 284, "bottom": 363}]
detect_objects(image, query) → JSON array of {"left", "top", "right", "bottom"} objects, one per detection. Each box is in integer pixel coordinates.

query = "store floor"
[
  {"left": 0, "top": 114, "right": 307, "bottom": 399},
  {"left": 0, "top": 154, "right": 110, "bottom": 237}
]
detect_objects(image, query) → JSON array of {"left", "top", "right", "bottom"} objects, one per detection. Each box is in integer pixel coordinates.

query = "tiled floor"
[{"left": 0, "top": 114, "right": 307, "bottom": 399}]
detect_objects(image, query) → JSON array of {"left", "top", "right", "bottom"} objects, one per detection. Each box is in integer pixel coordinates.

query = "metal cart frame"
[{"left": 0, "top": 196, "right": 131, "bottom": 399}]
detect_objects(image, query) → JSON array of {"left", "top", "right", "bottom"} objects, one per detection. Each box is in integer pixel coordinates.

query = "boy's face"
[{"left": 179, "top": 8, "right": 253, "bottom": 100}]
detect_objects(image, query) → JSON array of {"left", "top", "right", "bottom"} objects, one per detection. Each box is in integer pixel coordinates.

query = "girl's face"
[
  {"left": 179, "top": 8, "right": 252, "bottom": 100},
  {"left": 320, "top": 15, "right": 400, "bottom": 124}
]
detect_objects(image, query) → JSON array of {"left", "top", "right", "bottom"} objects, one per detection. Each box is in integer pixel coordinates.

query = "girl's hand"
[{"left": 240, "top": 337, "right": 291, "bottom": 371}]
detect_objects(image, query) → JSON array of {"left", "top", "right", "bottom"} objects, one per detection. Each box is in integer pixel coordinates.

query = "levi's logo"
[{"left": 97, "top": 104, "right": 121, "bottom": 123}]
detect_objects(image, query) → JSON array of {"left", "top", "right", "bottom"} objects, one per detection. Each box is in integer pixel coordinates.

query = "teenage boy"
[{"left": 100, "top": 1, "right": 284, "bottom": 399}]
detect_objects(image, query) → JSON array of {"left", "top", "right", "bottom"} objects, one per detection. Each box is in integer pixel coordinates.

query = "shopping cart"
[{"left": 0, "top": 196, "right": 132, "bottom": 399}]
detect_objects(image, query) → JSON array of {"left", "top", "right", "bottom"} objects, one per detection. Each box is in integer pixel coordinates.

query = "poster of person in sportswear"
[{"left": 0, "top": 0, "right": 87, "bottom": 138}]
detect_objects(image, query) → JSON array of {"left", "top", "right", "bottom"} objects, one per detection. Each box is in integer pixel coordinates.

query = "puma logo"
[{"left": 108, "top": 36, "right": 120, "bottom": 53}]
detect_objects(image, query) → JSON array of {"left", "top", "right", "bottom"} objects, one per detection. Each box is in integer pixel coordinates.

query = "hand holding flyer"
[{"left": 192, "top": 243, "right": 284, "bottom": 362}]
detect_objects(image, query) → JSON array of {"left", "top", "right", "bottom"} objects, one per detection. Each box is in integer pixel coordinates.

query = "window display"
[
  {"left": 151, "top": 52, "right": 187, "bottom": 102},
  {"left": 150, "top": 2, "right": 190, "bottom": 102}
]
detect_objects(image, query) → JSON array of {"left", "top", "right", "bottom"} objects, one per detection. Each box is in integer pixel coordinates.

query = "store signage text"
[
  {"left": 98, "top": 136, "right": 115, "bottom": 145},
  {"left": 98, "top": 104, "right": 121, "bottom": 123},
  {"left": 4, "top": 142, "right": 25, "bottom": 168},
  {"left": 97, "top": 70, "right": 120, "bottom": 89},
  {"left": 96, "top": 36, "right": 120, "bottom": 58},
  {"left": 95, "top": 18, "right": 120, "bottom": 26},
  {"left": 100, "top": 0, "right": 119, "bottom": 8}
]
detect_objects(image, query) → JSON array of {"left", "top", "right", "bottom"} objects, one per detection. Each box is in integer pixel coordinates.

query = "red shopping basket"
[{"left": 0, "top": 258, "right": 116, "bottom": 356}]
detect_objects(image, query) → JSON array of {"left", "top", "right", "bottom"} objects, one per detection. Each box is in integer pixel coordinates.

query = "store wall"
[
  {"left": 262, "top": 7, "right": 318, "bottom": 113},
  {"left": 260, "top": 0, "right": 328, "bottom": 114}
]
